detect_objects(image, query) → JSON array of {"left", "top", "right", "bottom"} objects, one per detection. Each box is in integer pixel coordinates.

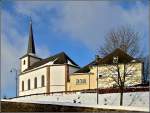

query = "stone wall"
[{"left": 1, "top": 101, "right": 147, "bottom": 112}]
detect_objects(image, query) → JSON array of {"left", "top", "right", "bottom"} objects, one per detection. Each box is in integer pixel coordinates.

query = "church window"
[
  {"left": 34, "top": 77, "right": 37, "bottom": 89},
  {"left": 28, "top": 79, "right": 30, "bottom": 90},
  {"left": 23, "top": 60, "right": 26, "bottom": 65},
  {"left": 22, "top": 81, "right": 24, "bottom": 91},
  {"left": 41, "top": 75, "right": 45, "bottom": 87}
]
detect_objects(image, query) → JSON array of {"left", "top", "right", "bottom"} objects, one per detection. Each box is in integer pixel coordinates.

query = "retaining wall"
[{"left": 1, "top": 101, "right": 148, "bottom": 112}]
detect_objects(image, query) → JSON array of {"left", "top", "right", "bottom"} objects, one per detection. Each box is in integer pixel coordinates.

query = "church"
[
  {"left": 19, "top": 21, "right": 80, "bottom": 96},
  {"left": 19, "top": 21, "right": 143, "bottom": 96}
]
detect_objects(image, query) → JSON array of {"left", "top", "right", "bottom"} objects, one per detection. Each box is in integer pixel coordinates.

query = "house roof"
[
  {"left": 97, "top": 48, "right": 137, "bottom": 64},
  {"left": 23, "top": 52, "right": 79, "bottom": 72},
  {"left": 75, "top": 58, "right": 101, "bottom": 73},
  {"left": 75, "top": 48, "right": 141, "bottom": 73}
]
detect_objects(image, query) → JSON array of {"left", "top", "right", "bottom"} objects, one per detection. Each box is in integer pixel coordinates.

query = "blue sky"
[{"left": 1, "top": 0, "right": 149, "bottom": 98}]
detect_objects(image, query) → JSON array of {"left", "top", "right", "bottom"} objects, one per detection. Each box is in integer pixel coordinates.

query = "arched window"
[
  {"left": 41, "top": 75, "right": 45, "bottom": 87},
  {"left": 34, "top": 77, "right": 37, "bottom": 89},
  {"left": 23, "top": 60, "right": 26, "bottom": 65},
  {"left": 28, "top": 79, "right": 30, "bottom": 90},
  {"left": 22, "top": 81, "right": 24, "bottom": 91}
]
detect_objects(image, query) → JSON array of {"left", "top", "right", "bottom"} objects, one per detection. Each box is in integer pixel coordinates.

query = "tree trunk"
[{"left": 120, "top": 88, "right": 124, "bottom": 106}]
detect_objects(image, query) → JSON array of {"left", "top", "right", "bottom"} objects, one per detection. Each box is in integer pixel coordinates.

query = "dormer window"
[
  {"left": 113, "top": 56, "right": 118, "bottom": 64},
  {"left": 23, "top": 60, "right": 26, "bottom": 65},
  {"left": 131, "top": 60, "right": 136, "bottom": 62}
]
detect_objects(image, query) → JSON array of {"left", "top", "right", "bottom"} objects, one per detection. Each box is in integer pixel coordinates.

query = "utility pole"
[
  {"left": 10, "top": 68, "right": 18, "bottom": 97},
  {"left": 95, "top": 55, "right": 99, "bottom": 104}
]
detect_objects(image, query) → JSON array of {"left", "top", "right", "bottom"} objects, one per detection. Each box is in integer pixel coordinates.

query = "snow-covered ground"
[
  {"left": 4, "top": 91, "right": 149, "bottom": 111},
  {"left": 2, "top": 99, "right": 149, "bottom": 112}
]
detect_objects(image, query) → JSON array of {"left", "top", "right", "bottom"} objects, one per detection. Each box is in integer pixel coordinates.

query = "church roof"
[
  {"left": 27, "top": 20, "right": 36, "bottom": 54},
  {"left": 20, "top": 53, "right": 41, "bottom": 59},
  {"left": 75, "top": 48, "right": 141, "bottom": 73},
  {"left": 20, "top": 19, "right": 37, "bottom": 59},
  {"left": 23, "top": 52, "right": 79, "bottom": 72}
]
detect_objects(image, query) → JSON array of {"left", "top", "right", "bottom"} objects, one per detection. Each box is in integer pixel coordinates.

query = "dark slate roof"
[
  {"left": 23, "top": 52, "right": 79, "bottom": 72},
  {"left": 97, "top": 48, "right": 136, "bottom": 64},
  {"left": 27, "top": 21, "right": 36, "bottom": 54},
  {"left": 75, "top": 48, "right": 141, "bottom": 73},
  {"left": 75, "top": 58, "right": 101, "bottom": 73},
  {"left": 20, "top": 54, "right": 42, "bottom": 59}
]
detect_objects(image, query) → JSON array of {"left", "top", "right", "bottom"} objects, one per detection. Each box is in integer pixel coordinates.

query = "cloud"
[
  {"left": 1, "top": 10, "right": 26, "bottom": 97},
  {"left": 1, "top": 10, "right": 50, "bottom": 98},
  {"left": 1, "top": 1, "right": 149, "bottom": 97},
  {"left": 13, "top": 1, "right": 149, "bottom": 52},
  {"left": 54, "top": 1, "right": 122, "bottom": 50},
  {"left": 54, "top": 1, "right": 149, "bottom": 52},
  {"left": 13, "top": 1, "right": 60, "bottom": 23}
]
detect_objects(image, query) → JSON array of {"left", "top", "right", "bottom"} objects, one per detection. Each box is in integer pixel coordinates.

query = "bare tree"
[
  {"left": 98, "top": 26, "right": 141, "bottom": 106},
  {"left": 105, "top": 60, "right": 137, "bottom": 106},
  {"left": 99, "top": 26, "right": 140, "bottom": 57}
]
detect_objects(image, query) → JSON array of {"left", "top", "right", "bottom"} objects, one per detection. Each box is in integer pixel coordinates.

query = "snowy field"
[{"left": 4, "top": 91, "right": 149, "bottom": 111}]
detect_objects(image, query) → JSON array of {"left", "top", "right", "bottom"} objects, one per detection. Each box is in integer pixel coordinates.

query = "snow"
[
  {"left": 4, "top": 91, "right": 149, "bottom": 112},
  {"left": 2, "top": 99, "right": 149, "bottom": 112}
]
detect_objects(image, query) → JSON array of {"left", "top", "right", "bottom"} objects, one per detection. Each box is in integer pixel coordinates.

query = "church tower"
[{"left": 20, "top": 19, "right": 41, "bottom": 72}]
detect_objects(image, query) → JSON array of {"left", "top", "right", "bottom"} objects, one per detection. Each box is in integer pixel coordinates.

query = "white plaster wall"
[
  {"left": 19, "top": 87, "right": 46, "bottom": 96},
  {"left": 50, "top": 86, "right": 65, "bottom": 92},
  {"left": 69, "top": 66, "right": 79, "bottom": 74},
  {"left": 19, "top": 67, "right": 47, "bottom": 96},
  {"left": 29, "top": 57, "right": 41, "bottom": 66},
  {"left": 21, "top": 57, "right": 28, "bottom": 72},
  {"left": 50, "top": 66, "right": 66, "bottom": 92}
]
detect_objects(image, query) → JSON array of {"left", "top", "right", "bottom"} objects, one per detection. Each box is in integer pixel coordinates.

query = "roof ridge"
[
  {"left": 99, "top": 48, "right": 135, "bottom": 64},
  {"left": 23, "top": 51, "right": 79, "bottom": 72},
  {"left": 75, "top": 58, "right": 102, "bottom": 73},
  {"left": 53, "top": 51, "right": 79, "bottom": 66}
]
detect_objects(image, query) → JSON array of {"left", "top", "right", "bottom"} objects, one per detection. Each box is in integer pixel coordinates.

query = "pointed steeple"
[{"left": 27, "top": 18, "right": 36, "bottom": 54}]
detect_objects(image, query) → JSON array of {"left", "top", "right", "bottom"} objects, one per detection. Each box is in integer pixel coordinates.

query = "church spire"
[{"left": 27, "top": 18, "right": 36, "bottom": 54}]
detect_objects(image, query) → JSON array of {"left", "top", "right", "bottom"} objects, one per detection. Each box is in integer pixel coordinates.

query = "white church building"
[{"left": 19, "top": 21, "right": 80, "bottom": 96}]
